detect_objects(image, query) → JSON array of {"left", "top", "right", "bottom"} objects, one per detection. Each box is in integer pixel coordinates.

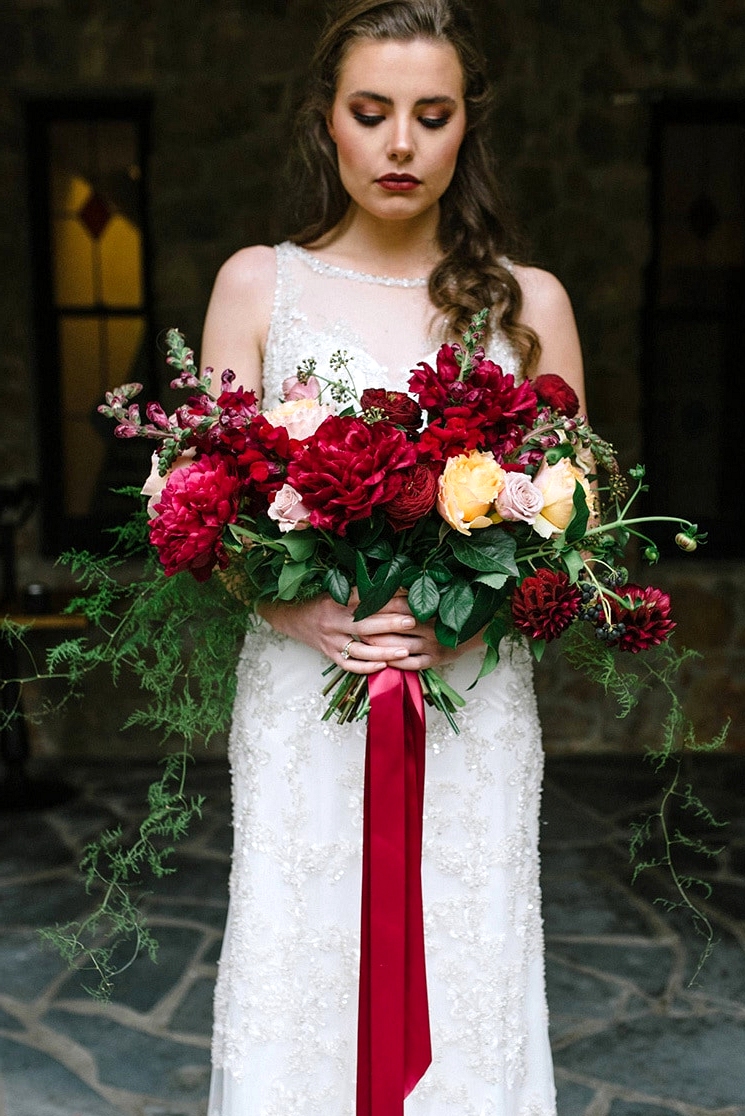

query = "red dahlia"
[
  {"left": 512, "top": 569, "right": 582, "bottom": 641},
  {"left": 149, "top": 454, "right": 241, "bottom": 581},
  {"left": 286, "top": 414, "right": 417, "bottom": 535},
  {"left": 608, "top": 584, "right": 675, "bottom": 653},
  {"left": 534, "top": 374, "right": 580, "bottom": 418}
]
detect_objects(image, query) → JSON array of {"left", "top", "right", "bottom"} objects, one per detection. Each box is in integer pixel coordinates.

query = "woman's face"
[{"left": 327, "top": 37, "right": 467, "bottom": 227}]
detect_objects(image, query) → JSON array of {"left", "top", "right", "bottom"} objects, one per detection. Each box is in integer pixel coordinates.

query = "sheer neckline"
[{"left": 287, "top": 242, "right": 429, "bottom": 289}]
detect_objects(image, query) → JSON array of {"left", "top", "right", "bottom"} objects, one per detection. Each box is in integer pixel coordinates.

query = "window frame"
[{"left": 25, "top": 95, "right": 155, "bottom": 554}]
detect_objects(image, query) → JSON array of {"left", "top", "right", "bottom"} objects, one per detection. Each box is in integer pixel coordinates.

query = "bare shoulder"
[
  {"left": 512, "top": 265, "right": 586, "bottom": 407},
  {"left": 512, "top": 264, "right": 574, "bottom": 321},
  {"left": 202, "top": 245, "right": 277, "bottom": 394},
  {"left": 211, "top": 244, "right": 276, "bottom": 311}
]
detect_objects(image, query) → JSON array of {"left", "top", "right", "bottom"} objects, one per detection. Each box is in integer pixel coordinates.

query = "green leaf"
[
  {"left": 408, "top": 573, "right": 440, "bottom": 622},
  {"left": 434, "top": 617, "right": 459, "bottom": 648},
  {"left": 450, "top": 527, "right": 519, "bottom": 576},
  {"left": 355, "top": 551, "right": 374, "bottom": 597},
  {"left": 530, "top": 637, "right": 547, "bottom": 662},
  {"left": 322, "top": 567, "right": 351, "bottom": 606},
  {"left": 544, "top": 442, "right": 574, "bottom": 465},
  {"left": 564, "top": 481, "right": 590, "bottom": 545},
  {"left": 277, "top": 560, "right": 310, "bottom": 600},
  {"left": 475, "top": 571, "right": 509, "bottom": 590},
  {"left": 438, "top": 580, "right": 474, "bottom": 632},
  {"left": 366, "top": 540, "right": 393, "bottom": 561},
  {"left": 427, "top": 562, "right": 453, "bottom": 584},
  {"left": 561, "top": 548, "right": 586, "bottom": 583},
  {"left": 472, "top": 643, "right": 500, "bottom": 685},
  {"left": 278, "top": 531, "right": 317, "bottom": 562},
  {"left": 354, "top": 553, "right": 411, "bottom": 620}
]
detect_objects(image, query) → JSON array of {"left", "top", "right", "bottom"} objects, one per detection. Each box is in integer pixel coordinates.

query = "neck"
[{"left": 316, "top": 204, "right": 442, "bottom": 278}]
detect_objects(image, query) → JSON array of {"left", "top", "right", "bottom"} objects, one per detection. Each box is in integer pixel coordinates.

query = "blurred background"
[{"left": 0, "top": 0, "right": 743, "bottom": 758}]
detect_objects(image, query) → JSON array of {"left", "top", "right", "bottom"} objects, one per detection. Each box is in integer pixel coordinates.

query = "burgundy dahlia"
[
  {"left": 534, "top": 374, "right": 580, "bottom": 418},
  {"left": 286, "top": 414, "right": 417, "bottom": 535},
  {"left": 512, "top": 569, "right": 582, "bottom": 641},
  {"left": 608, "top": 584, "right": 676, "bottom": 653},
  {"left": 149, "top": 454, "right": 241, "bottom": 581}
]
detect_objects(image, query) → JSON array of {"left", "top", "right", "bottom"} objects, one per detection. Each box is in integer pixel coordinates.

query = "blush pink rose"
[
  {"left": 263, "top": 398, "right": 336, "bottom": 442},
  {"left": 282, "top": 374, "right": 321, "bottom": 401},
  {"left": 267, "top": 483, "right": 312, "bottom": 532},
  {"left": 141, "top": 447, "right": 197, "bottom": 518},
  {"left": 495, "top": 470, "right": 545, "bottom": 525}
]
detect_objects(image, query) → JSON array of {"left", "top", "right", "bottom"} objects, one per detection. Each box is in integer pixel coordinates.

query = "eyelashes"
[{"left": 352, "top": 111, "right": 452, "bottom": 130}]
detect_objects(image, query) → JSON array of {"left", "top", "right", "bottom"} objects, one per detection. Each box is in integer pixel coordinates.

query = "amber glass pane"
[
  {"left": 106, "top": 316, "right": 146, "bottom": 386},
  {"left": 53, "top": 216, "right": 96, "bottom": 306},
  {"left": 59, "top": 316, "right": 102, "bottom": 415},
  {"left": 100, "top": 216, "right": 143, "bottom": 306}
]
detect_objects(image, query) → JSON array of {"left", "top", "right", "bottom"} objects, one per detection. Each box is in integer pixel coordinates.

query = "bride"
[{"left": 201, "top": 1, "right": 585, "bottom": 1113}]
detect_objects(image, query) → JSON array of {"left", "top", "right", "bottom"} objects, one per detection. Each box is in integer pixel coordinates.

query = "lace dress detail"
[{"left": 208, "top": 242, "right": 556, "bottom": 1116}]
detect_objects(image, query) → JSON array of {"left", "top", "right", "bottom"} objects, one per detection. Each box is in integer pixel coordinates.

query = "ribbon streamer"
[{"left": 356, "top": 667, "right": 431, "bottom": 1116}]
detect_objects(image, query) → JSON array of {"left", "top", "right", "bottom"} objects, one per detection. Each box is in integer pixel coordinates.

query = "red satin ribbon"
[{"left": 356, "top": 667, "right": 431, "bottom": 1116}]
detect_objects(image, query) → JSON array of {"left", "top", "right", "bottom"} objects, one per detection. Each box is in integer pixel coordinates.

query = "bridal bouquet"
[
  {"left": 13, "top": 311, "right": 721, "bottom": 1003},
  {"left": 100, "top": 311, "right": 702, "bottom": 731}
]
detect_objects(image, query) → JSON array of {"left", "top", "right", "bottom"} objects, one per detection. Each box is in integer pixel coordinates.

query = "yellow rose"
[
  {"left": 437, "top": 451, "right": 506, "bottom": 535},
  {"left": 532, "top": 457, "right": 592, "bottom": 539}
]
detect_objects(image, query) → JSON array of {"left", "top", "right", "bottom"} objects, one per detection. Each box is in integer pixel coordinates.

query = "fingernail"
[
  {"left": 395, "top": 648, "right": 408, "bottom": 657},
  {"left": 401, "top": 617, "right": 415, "bottom": 628}
]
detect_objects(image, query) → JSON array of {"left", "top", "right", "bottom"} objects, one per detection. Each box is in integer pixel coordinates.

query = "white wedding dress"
[{"left": 208, "top": 242, "right": 557, "bottom": 1116}]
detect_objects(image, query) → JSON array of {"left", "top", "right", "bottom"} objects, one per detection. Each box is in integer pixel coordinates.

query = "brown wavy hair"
[{"left": 286, "top": 0, "right": 541, "bottom": 374}]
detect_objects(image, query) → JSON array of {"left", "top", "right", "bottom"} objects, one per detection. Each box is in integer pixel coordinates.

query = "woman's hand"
[
  {"left": 258, "top": 591, "right": 481, "bottom": 674},
  {"left": 257, "top": 592, "right": 416, "bottom": 675}
]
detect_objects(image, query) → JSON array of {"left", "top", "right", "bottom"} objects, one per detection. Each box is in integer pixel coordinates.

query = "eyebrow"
[{"left": 348, "top": 91, "right": 457, "bottom": 108}]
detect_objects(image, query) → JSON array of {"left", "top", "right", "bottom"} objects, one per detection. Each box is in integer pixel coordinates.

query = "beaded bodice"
[{"left": 262, "top": 241, "right": 520, "bottom": 407}]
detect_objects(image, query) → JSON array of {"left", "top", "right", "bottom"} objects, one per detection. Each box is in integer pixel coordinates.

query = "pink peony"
[
  {"left": 141, "top": 448, "right": 197, "bottom": 518},
  {"left": 149, "top": 454, "right": 241, "bottom": 581}
]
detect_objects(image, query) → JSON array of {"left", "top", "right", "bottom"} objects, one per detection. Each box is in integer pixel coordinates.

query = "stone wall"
[{"left": 1, "top": 0, "right": 744, "bottom": 754}]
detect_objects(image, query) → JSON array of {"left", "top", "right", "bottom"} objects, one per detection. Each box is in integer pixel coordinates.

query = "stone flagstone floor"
[{"left": 0, "top": 754, "right": 743, "bottom": 1116}]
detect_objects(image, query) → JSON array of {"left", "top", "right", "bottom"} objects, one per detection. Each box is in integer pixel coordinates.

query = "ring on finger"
[{"left": 341, "top": 638, "right": 355, "bottom": 661}]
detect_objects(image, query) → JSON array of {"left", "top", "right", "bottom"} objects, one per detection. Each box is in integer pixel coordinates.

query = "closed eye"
[
  {"left": 353, "top": 112, "right": 385, "bottom": 126},
  {"left": 419, "top": 116, "right": 451, "bottom": 130}
]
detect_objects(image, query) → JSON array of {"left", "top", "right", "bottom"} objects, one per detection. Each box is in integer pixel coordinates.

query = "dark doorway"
[{"left": 642, "top": 99, "right": 745, "bottom": 559}]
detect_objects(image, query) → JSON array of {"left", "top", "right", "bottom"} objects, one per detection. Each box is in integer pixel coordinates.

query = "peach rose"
[
  {"left": 263, "top": 397, "right": 335, "bottom": 442},
  {"left": 531, "top": 457, "right": 592, "bottom": 539},
  {"left": 437, "top": 450, "right": 506, "bottom": 535},
  {"left": 141, "top": 447, "right": 197, "bottom": 518},
  {"left": 267, "top": 483, "right": 311, "bottom": 532}
]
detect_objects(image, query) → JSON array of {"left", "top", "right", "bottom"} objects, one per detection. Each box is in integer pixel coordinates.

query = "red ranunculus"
[
  {"left": 512, "top": 568, "right": 582, "bottom": 641},
  {"left": 608, "top": 584, "right": 675, "bottom": 652},
  {"left": 385, "top": 462, "right": 440, "bottom": 531},
  {"left": 286, "top": 414, "right": 417, "bottom": 534},
  {"left": 149, "top": 454, "right": 241, "bottom": 581},
  {"left": 534, "top": 374, "right": 580, "bottom": 418},
  {"left": 360, "top": 388, "right": 423, "bottom": 432}
]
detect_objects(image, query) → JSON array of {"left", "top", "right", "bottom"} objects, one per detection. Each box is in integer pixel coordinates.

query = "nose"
[{"left": 387, "top": 114, "right": 414, "bottom": 162}]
